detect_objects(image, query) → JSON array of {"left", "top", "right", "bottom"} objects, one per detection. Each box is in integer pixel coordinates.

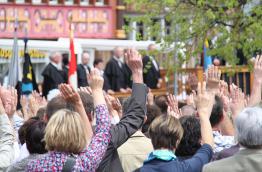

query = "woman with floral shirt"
[{"left": 27, "top": 69, "right": 111, "bottom": 172}]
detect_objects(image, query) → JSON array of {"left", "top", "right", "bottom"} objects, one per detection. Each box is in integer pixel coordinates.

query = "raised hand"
[
  {"left": 187, "top": 73, "right": 198, "bottom": 91},
  {"left": 79, "top": 86, "right": 92, "bottom": 95},
  {"left": 167, "top": 94, "right": 182, "bottom": 118},
  {"left": 196, "top": 82, "right": 215, "bottom": 118},
  {"left": 89, "top": 69, "right": 104, "bottom": 92},
  {"left": 0, "top": 85, "right": 5, "bottom": 114},
  {"left": 3, "top": 87, "right": 17, "bottom": 117},
  {"left": 186, "top": 93, "right": 195, "bottom": 108},
  {"left": 147, "top": 89, "right": 154, "bottom": 105},
  {"left": 125, "top": 48, "right": 143, "bottom": 83},
  {"left": 254, "top": 55, "right": 262, "bottom": 83},
  {"left": 248, "top": 55, "right": 262, "bottom": 107},
  {"left": 207, "top": 65, "right": 221, "bottom": 94},
  {"left": 229, "top": 84, "right": 245, "bottom": 119},
  {"left": 59, "top": 84, "right": 81, "bottom": 104}
]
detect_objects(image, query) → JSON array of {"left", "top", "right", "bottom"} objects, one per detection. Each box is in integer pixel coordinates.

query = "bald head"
[
  {"left": 82, "top": 52, "right": 90, "bottom": 65},
  {"left": 50, "top": 52, "right": 62, "bottom": 64},
  {"left": 148, "top": 44, "right": 156, "bottom": 51},
  {"left": 113, "top": 47, "right": 124, "bottom": 59}
]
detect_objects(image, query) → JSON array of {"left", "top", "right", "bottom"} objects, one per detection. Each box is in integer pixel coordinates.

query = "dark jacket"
[
  {"left": 42, "top": 63, "right": 66, "bottom": 97},
  {"left": 104, "top": 58, "right": 127, "bottom": 91},
  {"left": 96, "top": 83, "right": 148, "bottom": 172},
  {"left": 142, "top": 56, "right": 161, "bottom": 89},
  {"left": 77, "top": 64, "right": 91, "bottom": 87},
  {"left": 135, "top": 144, "right": 213, "bottom": 172}
]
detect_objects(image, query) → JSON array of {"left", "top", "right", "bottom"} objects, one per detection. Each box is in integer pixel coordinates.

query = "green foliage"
[{"left": 124, "top": 0, "right": 262, "bottom": 66}]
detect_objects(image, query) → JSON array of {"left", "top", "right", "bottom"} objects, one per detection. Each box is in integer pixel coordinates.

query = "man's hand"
[
  {"left": 125, "top": 48, "right": 143, "bottom": 83},
  {"left": 196, "top": 82, "right": 215, "bottom": 118},
  {"left": 157, "top": 79, "right": 163, "bottom": 89},
  {"left": 207, "top": 65, "right": 221, "bottom": 94},
  {"left": 3, "top": 87, "right": 17, "bottom": 117},
  {"left": 0, "top": 85, "right": 5, "bottom": 114},
  {"left": 120, "top": 88, "right": 128, "bottom": 93},
  {"left": 167, "top": 94, "right": 182, "bottom": 118},
  {"left": 89, "top": 69, "right": 104, "bottom": 92},
  {"left": 187, "top": 73, "right": 198, "bottom": 91},
  {"left": 229, "top": 84, "right": 245, "bottom": 119}
]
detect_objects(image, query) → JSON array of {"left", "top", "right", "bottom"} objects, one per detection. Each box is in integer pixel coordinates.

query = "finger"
[
  {"left": 197, "top": 82, "right": 201, "bottom": 94},
  {"left": 202, "top": 81, "right": 206, "bottom": 93}
]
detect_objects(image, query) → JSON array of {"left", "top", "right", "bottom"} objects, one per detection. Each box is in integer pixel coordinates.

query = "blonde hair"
[
  {"left": 45, "top": 109, "right": 88, "bottom": 154},
  {"left": 149, "top": 115, "right": 184, "bottom": 150}
]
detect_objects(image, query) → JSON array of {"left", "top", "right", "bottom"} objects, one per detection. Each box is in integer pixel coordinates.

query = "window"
[
  {"left": 80, "top": 0, "right": 89, "bottom": 5},
  {"left": 15, "top": 0, "right": 25, "bottom": 3},
  {"left": 49, "top": 0, "right": 57, "bottom": 5},
  {"left": 32, "top": 0, "right": 41, "bottom": 4},
  {"left": 95, "top": 0, "right": 104, "bottom": 6},
  {"left": 0, "top": 0, "right": 8, "bottom": 2},
  {"left": 64, "top": 0, "right": 73, "bottom": 5}
]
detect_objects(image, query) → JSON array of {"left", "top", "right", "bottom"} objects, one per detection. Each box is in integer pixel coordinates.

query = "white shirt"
[
  {"left": 113, "top": 56, "right": 123, "bottom": 68},
  {"left": 150, "top": 56, "right": 159, "bottom": 71}
]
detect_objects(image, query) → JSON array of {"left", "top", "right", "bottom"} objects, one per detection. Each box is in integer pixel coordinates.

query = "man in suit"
[
  {"left": 42, "top": 52, "right": 66, "bottom": 98},
  {"left": 203, "top": 107, "right": 262, "bottom": 172},
  {"left": 77, "top": 51, "right": 91, "bottom": 87},
  {"left": 104, "top": 47, "right": 128, "bottom": 93},
  {"left": 143, "top": 44, "right": 162, "bottom": 89}
]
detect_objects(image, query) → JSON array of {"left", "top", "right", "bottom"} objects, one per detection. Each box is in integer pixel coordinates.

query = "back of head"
[
  {"left": 149, "top": 115, "right": 183, "bottom": 150},
  {"left": 142, "top": 104, "right": 161, "bottom": 133},
  {"left": 45, "top": 109, "right": 88, "bottom": 154},
  {"left": 209, "top": 95, "right": 223, "bottom": 127},
  {"left": 93, "top": 58, "right": 103, "bottom": 67},
  {"left": 18, "top": 117, "right": 40, "bottom": 145},
  {"left": 78, "top": 91, "right": 94, "bottom": 121},
  {"left": 46, "top": 96, "right": 75, "bottom": 121},
  {"left": 26, "top": 120, "right": 47, "bottom": 154},
  {"left": 181, "top": 105, "right": 196, "bottom": 116},
  {"left": 155, "top": 95, "right": 168, "bottom": 114},
  {"left": 175, "top": 116, "right": 201, "bottom": 157},
  {"left": 235, "top": 107, "right": 262, "bottom": 149},
  {"left": 36, "top": 107, "right": 46, "bottom": 120}
]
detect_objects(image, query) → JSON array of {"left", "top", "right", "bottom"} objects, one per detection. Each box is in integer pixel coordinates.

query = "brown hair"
[{"left": 149, "top": 115, "right": 184, "bottom": 150}]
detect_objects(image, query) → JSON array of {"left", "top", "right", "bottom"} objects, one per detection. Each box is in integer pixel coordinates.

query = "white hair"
[{"left": 235, "top": 107, "right": 262, "bottom": 148}]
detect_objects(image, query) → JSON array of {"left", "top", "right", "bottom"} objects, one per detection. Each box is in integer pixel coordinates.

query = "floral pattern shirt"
[{"left": 27, "top": 104, "right": 111, "bottom": 172}]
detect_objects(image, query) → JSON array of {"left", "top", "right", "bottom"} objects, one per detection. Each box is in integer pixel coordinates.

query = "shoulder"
[{"left": 203, "top": 156, "right": 236, "bottom": 172}]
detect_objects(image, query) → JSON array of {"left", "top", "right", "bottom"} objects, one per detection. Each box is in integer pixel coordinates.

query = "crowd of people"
[{"left": 0, "top": 46, "right": 262, "bottom": 172}]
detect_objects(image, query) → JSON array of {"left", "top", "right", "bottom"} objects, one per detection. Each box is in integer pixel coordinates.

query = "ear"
[{"left": 43, "top": 114, "right": 48, "bottom": 122}]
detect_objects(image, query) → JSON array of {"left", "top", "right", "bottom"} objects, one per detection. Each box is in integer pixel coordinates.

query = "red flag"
[{"left": 68, "top": 23, "right": 78, "bottom": 89}]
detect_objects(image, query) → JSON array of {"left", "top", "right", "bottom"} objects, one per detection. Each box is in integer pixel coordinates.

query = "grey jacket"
[
  {"left": 96, "top": 83, "right": 147, "bottom": 172},
  {"left": 0, "top": 114, "right": 15, "bottom": 171},
  {"left": 204, "top": 148, "right": 262, "bottom": 172}
]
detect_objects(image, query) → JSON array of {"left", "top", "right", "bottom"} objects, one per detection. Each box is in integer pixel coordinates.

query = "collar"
[
  {"left": 145, "top": 149, "right": 176, "bottom": 163},
  {"left": 51, "top": 62, "right": 61, "bottom": 70},
  {"left": 113, "top": 56, "right": 122, "bottom": 63},
  {"left": 131, "top": 131, "right": 147, "bottom": 138}
]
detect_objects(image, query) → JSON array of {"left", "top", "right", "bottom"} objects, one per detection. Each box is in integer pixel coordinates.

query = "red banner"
[{"left": 0, "top": 4, "right": 114, "bottom": 39}]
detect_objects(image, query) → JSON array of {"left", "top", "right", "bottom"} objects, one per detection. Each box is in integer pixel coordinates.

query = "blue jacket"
[{"left": 135, "top": 144, "right": 213, "bottom": 172}]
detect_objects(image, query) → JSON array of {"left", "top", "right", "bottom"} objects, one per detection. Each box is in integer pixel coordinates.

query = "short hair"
[
  {"left": 181, "top": 105, "right": 196, "bottom": 116},
  {"left": 26, "top": 120, "right": 47, "bottom": 154},
  {"left": 175, "top": 116, "right": 201, "bottom": 157},
  {"left": 45, "top": 109, "right": 88, "bottom": 154},
  {"left": 209, "top": 95, "right": 223, "bottom": 127},
  {"left": 149, "top": 115, "right": 183, "bottom": 150},
  {"left": 155, "top": 95, "right": 168, "bottom": 114},
  {"left": 82, "top": 51, "right": 89, "bottom": 57},
  {"left": 93, "top": 58, "right": 103, "bottom": 67},
  {"left": 36, "top": 107, "right": 46, "bottom": 120},
  {"left": 18, "top": 117, "right": 40, "bottom": 145},
  {"left": 46, "top": 96, "right": 75, "bottom": 120},
  {"left": 142, "top": 105, "right": 162, "bottom": 133},
  {"left": 235, "top": 107, "right": 262, "bottom": 149},
  {"left": 78, "top": 91, "right": 94, "bottom": 121}
]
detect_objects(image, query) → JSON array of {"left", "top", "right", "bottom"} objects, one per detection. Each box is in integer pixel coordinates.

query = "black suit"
[
  {"left": 77, "top": 64, "right": 90, "bottom": 87},
  {"left": 42, "top": 63, "right": 66, "bottom": 98},
  {"left": 104, "top": 58, "right": 126, "bottom": 91},
  {"left": 143, "top": 56, "right": 161, "bottom": 89}
]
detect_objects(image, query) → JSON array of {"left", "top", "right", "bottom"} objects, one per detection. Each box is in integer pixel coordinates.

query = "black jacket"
[
  {"left": 142, "top": 56, "right": 161, "bottom": 89},
  {"left": 96, "top": 83, "right": 148, "bottom": 172},
  {"left": 104, "top": 58, "right": 127, "bottom": 91},
  {"left": 42, "top": 63, "right": 66, "bottom": 97},
  {"left": 77, "top": 64, "right": 90, "bottom": 87}
]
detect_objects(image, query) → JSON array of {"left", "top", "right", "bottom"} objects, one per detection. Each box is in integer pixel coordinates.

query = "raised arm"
[
  {"left": 81, "top": 69, "right": 111, "bottom": 170},
  {"left": 96, "top": 48, "right": 147, "bottom": 171},
  {"left": 0, "top": 87, "right": 15, "bottom": 170},
  {"left": 196, "top": 82, "right": 215, "bottom": 147},
  {"left": 248, "top": 55, "right": 262, "bottom": 107}
]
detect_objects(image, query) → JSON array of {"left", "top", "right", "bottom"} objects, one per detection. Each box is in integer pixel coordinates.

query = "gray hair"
[{"left": 235, "top": 107, "right": 262, "bottom": 148}]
